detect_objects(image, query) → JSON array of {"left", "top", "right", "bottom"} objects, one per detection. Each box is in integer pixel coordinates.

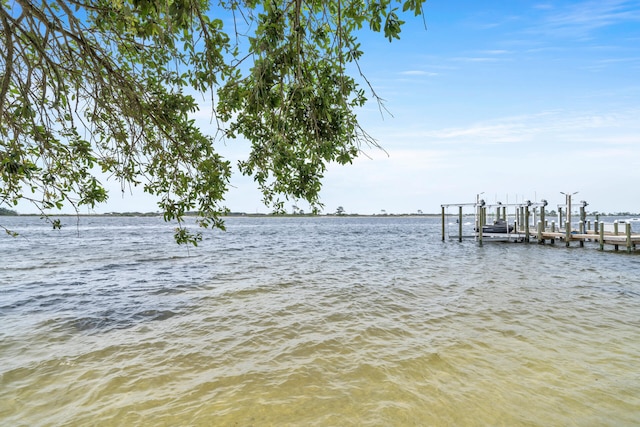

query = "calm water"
[{"left": 1, "top": 215, "right": 639, "bottom": 426}]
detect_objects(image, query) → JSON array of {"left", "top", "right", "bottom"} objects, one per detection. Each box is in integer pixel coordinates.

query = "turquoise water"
[{"left": 1, "top": 216, "right": 639, "bottom": 426}]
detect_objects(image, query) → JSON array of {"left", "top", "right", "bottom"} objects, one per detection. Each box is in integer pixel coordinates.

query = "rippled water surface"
[{"left": 1, "top": 216, "right": 639, "bottom": 426}]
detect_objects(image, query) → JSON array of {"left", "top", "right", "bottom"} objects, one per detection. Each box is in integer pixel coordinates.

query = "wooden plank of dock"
[{"left": 534, "top": 224, "right": 640, "bottom": 252}]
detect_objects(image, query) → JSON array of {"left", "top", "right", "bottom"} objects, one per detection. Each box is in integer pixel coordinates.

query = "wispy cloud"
[
  {"left": 399, "top": 70, "right": 439, "bottom": 76},
  {"left": 452, "top": 56, "right": 505, "bottom": 62},
  {"left": 533, "top": 3, "right": 555, "bottom": 11},
  {"left": 479, "top": 49, "right": 511, "bottom": 55},
  {"left": 384, "top": 109, "right": 640, "bottom": 147},
  {"left": 537, "top": 0, "right": 640, "bottom": 39},
  {"left": 449, "top": 49, "right": 513, "bottom": 63}
]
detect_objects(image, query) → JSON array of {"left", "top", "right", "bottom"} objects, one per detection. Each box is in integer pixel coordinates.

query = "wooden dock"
[{"left": 441, "top": 195, "right": 640, "bottom": 253}]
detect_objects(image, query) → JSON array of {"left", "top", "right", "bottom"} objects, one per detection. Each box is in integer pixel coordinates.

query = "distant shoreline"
[
  {"left": 3, "top": 212, "right": 639, "bottom": 218},
  {"left": 1, "top": 212, "right": 444, "bottom": 218}
]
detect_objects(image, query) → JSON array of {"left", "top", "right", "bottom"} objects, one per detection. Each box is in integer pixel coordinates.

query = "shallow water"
[{"left": 1, "top": 216, "right": 639, "bottom": 426}]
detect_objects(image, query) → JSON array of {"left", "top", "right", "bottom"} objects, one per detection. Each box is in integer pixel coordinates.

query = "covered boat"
[{"left": 482, "top": 219, "right": 514, "bottom": 234}]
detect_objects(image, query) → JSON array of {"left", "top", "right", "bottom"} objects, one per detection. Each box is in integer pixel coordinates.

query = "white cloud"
[{"left": 536, "top": 0, "right": 640, "bottom": 39}]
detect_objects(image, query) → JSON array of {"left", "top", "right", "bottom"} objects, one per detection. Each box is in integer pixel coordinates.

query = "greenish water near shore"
[{"left": 1, "top": 216, "right": 639, "bottom": 426}]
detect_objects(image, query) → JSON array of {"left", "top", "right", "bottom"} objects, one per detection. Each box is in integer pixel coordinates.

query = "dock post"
[
  {"left": 458, "top": 206, "right": 463, "bottom": 242},
  {"left": 599, "top": 221, "right": 604, "bottom": 251},
  {"left": 551, "top": 221, "right": 556, "bottom": 245},
  {"left": 626, "top": 222, "right": 632, "bottom": 253},
  {"left": 441, "top": 205, "right": 445, "bottom": 241},
  {"left": 482, "top": 207, "right": 487, "bottom": 229},
  {"left": 579, "top": 221, "right": 584, "bottom": 247},
  {"left": 587, "top": 220, "right": 591, "bottom": 232},
  {"left": 614, "top": 221, "right": 619, "bottom": 251},
  {"left": 558, "top": 207, "right": 563, "bottom": 229},
  {"left": 525, "top": 205, "right": 530, "bottom": 242},
  {"left": 478, "top": 205, "right": 483, "bottom": 247},
  {"left": 565, "top": 218, "right": 571, "bottom": 247},
  {"left": 537, "top": 221, "right": 543, "bottom": 244}
]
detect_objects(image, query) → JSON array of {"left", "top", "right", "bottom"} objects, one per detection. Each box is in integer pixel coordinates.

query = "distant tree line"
[{"left": 0, "top": 207, "right": 17, "bottom": 216}]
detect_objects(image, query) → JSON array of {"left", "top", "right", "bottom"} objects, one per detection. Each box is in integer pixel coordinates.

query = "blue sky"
[
  {"left": 19, "top": 0, "right": 640, "bottom": 215},
  {"left": 216, "top": 0, "right": 640, "bottom": 215}
]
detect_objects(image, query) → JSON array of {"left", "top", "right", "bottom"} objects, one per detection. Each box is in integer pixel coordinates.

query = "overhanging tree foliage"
[{"left": 1, "top": 0, "right": 426, "bottom": 243}]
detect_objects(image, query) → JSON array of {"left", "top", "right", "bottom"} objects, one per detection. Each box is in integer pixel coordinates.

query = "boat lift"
[{"left": 441, "top": 199, "right": 549, "bottom": 245}]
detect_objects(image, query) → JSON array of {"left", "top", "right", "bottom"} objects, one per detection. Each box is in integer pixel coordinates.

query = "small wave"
[
  {"left": 132, "top": 309, "right": 180, "bottom": 322},
  {"left": 39, "top": 308, "right": 181, "bottom": 335}
]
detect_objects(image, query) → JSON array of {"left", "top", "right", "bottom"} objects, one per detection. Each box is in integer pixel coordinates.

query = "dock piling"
[
  {"left": 599, "top": 221, "right": 605, "bottom": 251},
  {"left": 558, "top": 207, "right": 563, "bottom": 229},
  {"left": 458, "top": 206, "right": 463, "bottom": 242},
  {"left": 537, "top": 221, "right": 543, "bottom": 243},
  {"left": 441, "top": 206, "right": 445, "bottom": 241},
  {"left": 478, "top": 204, "right": 484, "bottom": 247},
  {"left": 579, "top": 221, "right": 584, "bottom": 247},
  {"left": 524, "top": 204, "right": 530, "bottom": 242}
]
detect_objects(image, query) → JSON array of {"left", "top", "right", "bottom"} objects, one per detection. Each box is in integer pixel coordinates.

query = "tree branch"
[{"left": 0, "top": 11, "right": 14, "bottom": 116}]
